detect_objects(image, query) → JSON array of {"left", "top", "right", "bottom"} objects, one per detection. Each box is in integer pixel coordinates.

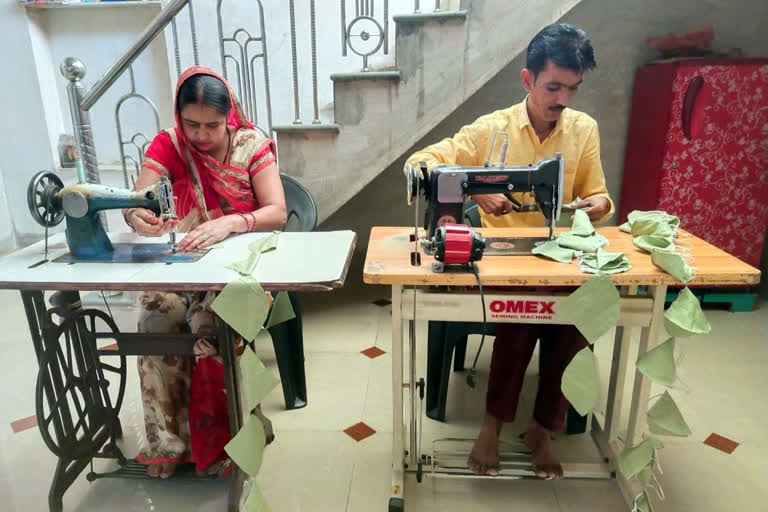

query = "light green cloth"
[
  {"left": 561, "top": 347, "right": 600, "bottom": 416},
  {"left": 227, "top": 250, "right": 262, "bottom": 276},
  {"left": 664, "top": 287, "right": 711, "bottom": 337},
  {"left": 633, "top": 235, "right": 675, "bottom": 253},
  {"left": 241, "top": 347, "right": 280, "bottom": 412},
  {"left": 651, "top": 249, "right": 694, "bottom": 283},
  {"left": 633, "top": 490, "right": 654, "bottom": 512},
  {"left": 619, "top": 221, "right": 632, "bottom": 234},
  {"left": 569, "top": 209, "right": 595, "bottom": 236},
  {"left": 532, "top": 240, "right": 579, "bottom": 263},
  {"left": 224, "top": 413, "right": 267, "bottom": 476},
  {"left": 579, "top": 250, "right": 632, "bottom": 275},
  {"left": 249, "top": 231, "right": 279, "bottom": 253},
  {"left": 211, "top": 277, "right": 271, "bottom": 341},
  {"left": 617, "top": 436, "right": 658, "bottom": 480},
  {"left": 244, "top": 485, "right": 271, "bottom": 512},
  {"left": 560, "top": 274, "right": 621, "bottom": 343},
  {"left": 628, "top": 210, "right": 680, "bottom": 229},
  {"left": 636, "top": 338, "right": 676, "bottom": 387},
  {"left": 647, "top": 391, "right": 692, "bottom": 437},
  {"left": 266, "top": 291, "right": 297, "bottom": 328},
  {"left": 557, "top": 232, "right": 610, "bottom": 253},
  {"left": 631, "top": 218, "right": 676, "bottom": 238}
]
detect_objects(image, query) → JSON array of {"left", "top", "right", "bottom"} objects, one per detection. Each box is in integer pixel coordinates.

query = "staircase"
[{"left": 270, "top": 0, "right": 583, "bottom": 222}]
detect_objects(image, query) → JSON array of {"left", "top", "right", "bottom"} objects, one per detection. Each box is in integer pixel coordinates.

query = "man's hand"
[
  {"left": 177, "top": 216, "right": 236, "bottom": 252},
  {"left": 128, "top": 208, "right": 178, "bottom": 237},
  {"left": 471, "top": 194, "right": 516, "bottom": 216},
  {"left": 570, "top": 196, "right": 610, "bottom": 221}
]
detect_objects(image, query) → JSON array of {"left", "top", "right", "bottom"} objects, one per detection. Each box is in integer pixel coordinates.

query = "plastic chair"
[
  {"left": 264, "top": 174, "right": 317, "bottom": 410},
  {"left": 425, "top": 200, "right": 587, "bottom": 433}
]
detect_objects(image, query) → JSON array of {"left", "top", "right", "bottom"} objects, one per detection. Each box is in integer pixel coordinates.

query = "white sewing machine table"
[{"left": 0, "top": 230, "right": 356, "bottom": 512}]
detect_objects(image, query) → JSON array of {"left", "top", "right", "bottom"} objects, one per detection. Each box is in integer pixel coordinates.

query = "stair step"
[
  {"left": 272, "top": 123, "right": 341, "bottom": 134},
  {"left": 393, "top": 10, "right": 468, "bottom": 24},
  {"left": 330, "top": 70, "right": 401, "bottom": 83}
]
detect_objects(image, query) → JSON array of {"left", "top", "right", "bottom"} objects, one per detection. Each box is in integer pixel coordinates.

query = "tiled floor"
[{"left": 1, "top": 255, "right": 766, "bottom": 511}]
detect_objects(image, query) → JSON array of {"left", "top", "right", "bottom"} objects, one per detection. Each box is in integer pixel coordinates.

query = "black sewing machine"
[
  {"left": 27, "top": 171, "right": 206, "bottom": 263},
  {"left": 406, "top": 148, "right": 564, "bottom": 256}
]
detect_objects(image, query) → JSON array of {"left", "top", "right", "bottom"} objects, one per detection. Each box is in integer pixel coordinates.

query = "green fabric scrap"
[
  {"left": 556, "top": 232, "right": 610, "bottom": 253},
  {"left": 224, "top": 413, "right": 267, "bottom": 476},
  {"left": 651, "top": 249, "right": 694, "bottom": 283},
  {"left": 628, "top": 210, "right": 680, "bottom": 229},
  {"left": 647, "top": 391, "right": 692, "bottom": 437},
  {"left": 631, "top": 218, "right": 676, "bottom": 238},
  {"left": 561, "top": 346, "right": 600, "bottom": 416},
  {"left": 244, "top": 485, "right": 271, "bottom": 512},
  {"left": 211, "top": 277, "right": 270, "bottom": 341},
  {"left": 560, "top": 274, "right": 620, "bottom": 343},
  {"left": 633, "top": 490, "right": 654, "bottom": 512},
  {"left": 664, "top": 287, "right": 711, "bottom": 337},
  {"left": 227, "top": 250, "right": 262, "bottom": 276},
  {"left": 266, "top": 291, "right": 297, "bottom": 328},
  {"left": 619, "top": 221, "right": 632, "bottom": 234},
  {"left": 633, "top": 235, "right": 675, "bottom": 253},
  {"left": 241, "top": 347, "right": 280, "bottom": 412},
  {"left": 249, "top": 231, "right": 280, "bottom": 254},
  {"left": 636, "top": 338, "right": 677, "bottom": 387},
  {"left": 579, "top": 249, "right": 632, "bottom": 275},
  {"left": 569, "top": 208, "right": 595, "bottom": 236},
  {"left": 532, "top": 240, "right": 579, "bottom": 263},
  {"left": 617, "top": 436, "right": 657, "bottom": 480}
]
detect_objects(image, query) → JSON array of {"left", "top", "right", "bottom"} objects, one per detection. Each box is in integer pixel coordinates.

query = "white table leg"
[
  {"left": 390, "top": 285, "right": 405, "bottom": 511},
  {"left": 626, "top": 284, "right": 667, "bottom": 447}
]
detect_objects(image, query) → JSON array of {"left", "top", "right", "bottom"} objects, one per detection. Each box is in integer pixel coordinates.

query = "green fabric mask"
[
  {"left": 618, "top": 436, "right": 658, "bottom": 480},
  {"left": 557, "top": 232, "right": 610, "bottom": 253},
  {"left": 651, "top": 249, "right": 694, "bottom": 283},
  {"left": 579, "top": 250, "right": 632, "bottom": 275},
  {"left": 561, "top": 346, "right": 600, "bottom": 416},
  {"left": 532, "top": 240, "right": 579, "bottom": 263},
  {"left": 633, "top": 235, "right": 675, "bottom": 253},
  {"left": 569, "top": 209, "right": 596, "bottom": 236},
  {"left": 619, "top": 221, "right": 632, "bottom": 234},
  {"left": 636, "top": 338, "right": 676, "bottom": 387},
  {"left": 664, "top": 287, "right": 711, "bottom": 337},
  {"left": 628, "top": 210, "right": 680, "bottom": 229},
  {"left": 647, "top": 391, "right": 692, "bottom": 437},
  {"left": 560, "top": 274, "right": 620, "bottom": 343},
  {"left": 632, "top": 490, "right": 654, "bottom": 512},
  {"left": 631, "top": 218, "right": 676, "bottom": 238},
  {"left": 224, "top": 413, "right": 267, "bottom": 476},
  {"left": 211, "top": 276, "right": 270, "bottom": 342}
]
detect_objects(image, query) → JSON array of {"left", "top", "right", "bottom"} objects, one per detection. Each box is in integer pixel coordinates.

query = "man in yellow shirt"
[{"left": 405, "top": 23, "right": 613, "bottom": 479}]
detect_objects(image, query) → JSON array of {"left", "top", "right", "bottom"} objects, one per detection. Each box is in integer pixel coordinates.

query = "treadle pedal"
[
  {"left": 87, "top": 460, "right": 219, "bottom": 481},
  {"left": 429, "top": 438, "right": 613, "bottom": 480}
]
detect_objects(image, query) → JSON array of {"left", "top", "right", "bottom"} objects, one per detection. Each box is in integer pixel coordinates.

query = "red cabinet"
[{"left": 619, "top": 58, "right": 768, "bottom": 267}]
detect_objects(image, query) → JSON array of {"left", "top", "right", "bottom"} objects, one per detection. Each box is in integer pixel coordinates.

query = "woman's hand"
[
  {"left": 128, "top": 208, "right": 178, "bottom": 237},
  {"left": 178, "top": 216, "right": 236, "bottom": 252}
]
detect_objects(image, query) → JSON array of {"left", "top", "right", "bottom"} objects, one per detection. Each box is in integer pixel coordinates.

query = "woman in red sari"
[{"left": 123, "top": 66, "right": 286, "bottom": 478}]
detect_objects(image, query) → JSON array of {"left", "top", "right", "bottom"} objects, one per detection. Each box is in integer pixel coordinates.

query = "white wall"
[
  {"left": 0, "top": 167, "right": 16, "bottom": 255},
  {"left": 166, "top": 0, "right": 461, "bottom": 127},
  {"left": 39, "top": 4, "right": 174, "bottom": 167},
  {"left": 0, "top": 3, "right": 58, "bottom": 246}
]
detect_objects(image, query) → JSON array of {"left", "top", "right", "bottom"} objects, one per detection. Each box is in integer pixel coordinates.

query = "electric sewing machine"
[
  {"left": 27, "top": 171, "right": 206, "bottom": 263},
  {"left": 406, "top": 133, "right": 564, "bottom": 259}
]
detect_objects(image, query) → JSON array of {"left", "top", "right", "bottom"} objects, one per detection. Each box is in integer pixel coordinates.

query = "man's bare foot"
[
  {"left": 158, "top": 462, "right": 176, "bottom": 479},
  {"left": 468, "top": 413, "right": 502, "bottom": 476},
  {"left": 525, "top": 421, "right": 563, "bottom": 479}
]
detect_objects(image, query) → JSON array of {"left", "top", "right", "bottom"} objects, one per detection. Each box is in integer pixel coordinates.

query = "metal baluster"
[
  {"left": 384, "top": 0, "right": 389, "bottom": 54},
  {"left": 311, "top": 0, "right": 320, "bottom": 124},
  {"left": 289, "top": 0, "right": 301, "bottom": 124},
  {"left": 188, "top": 0, "right": 199, "bottom": 65},
  {"left": 435, "top": 0, "right": 441, "bottom": 11},
  {"left": 341, "top": 0, "right": 347, "bottom": 56},
  {"left": 414, "top": 0, "right": 420, "bottom": 13},
  {"left": 171, "top": 18, "right": 182, "bottom": 76}
]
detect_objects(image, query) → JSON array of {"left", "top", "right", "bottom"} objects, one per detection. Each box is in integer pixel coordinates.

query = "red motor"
[{"left": 429, "top": 224, "right": 485, "bottom": 265}]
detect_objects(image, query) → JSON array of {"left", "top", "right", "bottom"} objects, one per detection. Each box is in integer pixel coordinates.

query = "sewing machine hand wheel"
[{"left": 28, "top": 171, "right": 65, "bottom": 227}]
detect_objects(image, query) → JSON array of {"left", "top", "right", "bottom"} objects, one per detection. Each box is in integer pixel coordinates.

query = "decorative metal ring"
[{"left": 346, "top": 16, "right": 385, "bottom": 58}]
